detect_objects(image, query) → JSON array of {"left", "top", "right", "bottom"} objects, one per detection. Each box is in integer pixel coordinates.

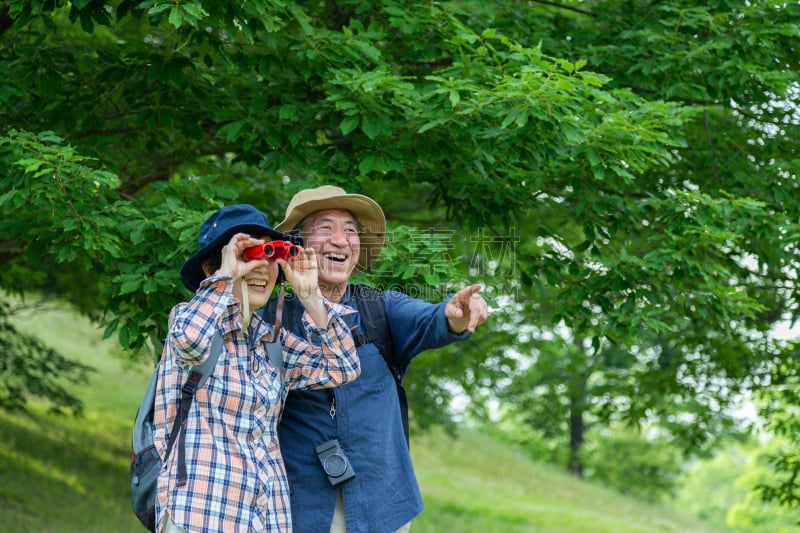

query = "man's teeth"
[{"left": 324, "top": 253, "right": 346, "bottom": 261}]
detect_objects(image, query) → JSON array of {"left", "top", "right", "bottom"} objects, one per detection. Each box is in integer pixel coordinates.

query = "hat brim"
[
  {"left": 275, "top": 193, "right": 385, "bottom": 270},
  {"left": 180, "top": 224, "right": 291, "bottom": 292}
]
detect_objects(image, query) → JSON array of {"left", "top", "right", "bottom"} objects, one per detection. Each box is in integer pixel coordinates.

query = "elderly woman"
[{"left": 153, "top": 204, "right": 360, "bottom": 533}]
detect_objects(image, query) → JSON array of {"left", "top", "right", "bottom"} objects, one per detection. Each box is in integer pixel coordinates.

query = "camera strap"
[{"left": 265, "top": 285, "right": 286, "bottom": 372}]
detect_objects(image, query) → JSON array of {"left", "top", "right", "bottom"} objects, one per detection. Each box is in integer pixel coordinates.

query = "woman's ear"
[{"left": 201, "top": 258, "right": 215, "bottom": 277}]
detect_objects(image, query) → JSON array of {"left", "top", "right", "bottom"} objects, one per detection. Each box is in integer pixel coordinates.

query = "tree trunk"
[
  {"left": 567, "top": 395, "right": 585, "bottom": 478},
  {"left": 567, "top": 360, "right": 588, "bottom": 478}
]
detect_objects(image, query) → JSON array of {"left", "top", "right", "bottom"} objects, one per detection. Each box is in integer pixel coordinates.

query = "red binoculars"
[{"left": 242, "top": 240, "right": 301, "bottom": 261}]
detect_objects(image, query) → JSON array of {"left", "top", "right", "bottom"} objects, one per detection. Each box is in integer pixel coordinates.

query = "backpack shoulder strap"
[
  {"left": 168, "top": 330, "right": 224, "bottom": 486},
  {"left": 132, "top": 367, "right": 159, "bottom": 454},
  {"left": 185, "top": 330, "right": 224, "bottom": 391},
  {"left": 352, "top": 284, "right": 400, "bottom": 379},
  {"left": 352, "top": 285, "right": 410, "bottom": 446}
]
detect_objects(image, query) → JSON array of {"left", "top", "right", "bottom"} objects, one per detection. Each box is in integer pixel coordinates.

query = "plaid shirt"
[{"left": 154, "top": 275, "right": 359, "bottom": 533}]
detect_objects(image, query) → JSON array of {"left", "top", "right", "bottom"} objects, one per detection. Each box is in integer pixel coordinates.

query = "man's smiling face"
[{"left": 300, "top": 209, "right": 361, "bottom": 297}]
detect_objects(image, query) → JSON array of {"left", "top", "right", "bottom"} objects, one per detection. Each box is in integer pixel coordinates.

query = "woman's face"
[{"left": 231, "top": 257, "right": 279, "bottom": 311}]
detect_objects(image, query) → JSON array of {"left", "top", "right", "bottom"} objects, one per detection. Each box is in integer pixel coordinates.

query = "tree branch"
[
  {"left": 530, "top": 0, "right": 597, "bottom": 17},
  {"left": 68, "top": 126, "right": 142, "bottom": 141}
]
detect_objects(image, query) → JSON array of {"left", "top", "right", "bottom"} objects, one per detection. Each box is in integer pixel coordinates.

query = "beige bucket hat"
[{"left": 275, "top": 185, "right": 386, "bottom": 269}]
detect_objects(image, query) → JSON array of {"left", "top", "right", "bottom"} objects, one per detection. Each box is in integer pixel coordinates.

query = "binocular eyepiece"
[{"left": 242, "top": 240, "right": 300, "bottom": 262}]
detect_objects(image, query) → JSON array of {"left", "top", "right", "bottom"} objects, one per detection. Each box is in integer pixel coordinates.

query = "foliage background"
[{"left": 1, "top": 0, "right": 799, "bottom": 523}]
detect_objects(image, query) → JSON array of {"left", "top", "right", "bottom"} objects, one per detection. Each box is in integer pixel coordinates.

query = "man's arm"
[{"left": 384, "top": 284, "right": 488, "bottom": 369}]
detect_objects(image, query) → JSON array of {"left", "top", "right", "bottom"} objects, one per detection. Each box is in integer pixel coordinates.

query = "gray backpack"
[{"left": 130, "top": 331, "right": 223, "bottom": 531}]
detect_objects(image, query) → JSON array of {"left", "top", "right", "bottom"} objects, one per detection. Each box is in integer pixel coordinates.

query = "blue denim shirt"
[{"left": 275, "top": 286, "right": 470, "bottom": 533}]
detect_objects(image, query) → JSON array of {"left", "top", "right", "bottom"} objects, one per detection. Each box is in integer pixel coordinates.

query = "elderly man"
[{"left": 266, "top": 185, "right": 488, "bottom": 533}]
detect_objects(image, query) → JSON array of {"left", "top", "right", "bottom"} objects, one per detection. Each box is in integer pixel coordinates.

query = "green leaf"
[
  {"left": 119, "top": 278, "right": 141, "bottom": 295},
  {"left": 358, "top": 153, "right": 377, "bottom": 175},
  {"left": 79, "top": 12, "right": 94, "bottom": 33},
  {"left": 147, "top": 3, "right": 171, "bottom": 16},
  {"left": 218, "top": 120, "right": 246, "bottom": 142},
  {"left": 360, "top": 114, "right": 382, "bottom": 139},
  {"left": 340, "top": 115, "right": 360, "bottom": 135},
  {"left": 182, "top": 2, "right": 206, "bottom": 20},
  {"left": 279, "top": 105, "right": 297, "bottom": 121},
  {"left": 423, "top": 270, "right": 440, "bottom": 286},
  {"left": 168, "top": 7, "right": 183, "bottom": 28},
  {"left": 418, "top": 118, "right": 447, "bottom": 134},
  {"left": 15, "top": 159, "right": 42, "bottom": 172}
]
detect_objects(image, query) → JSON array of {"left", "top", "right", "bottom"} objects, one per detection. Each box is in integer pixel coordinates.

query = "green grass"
[
  {"left": 1, "top": 300, "right": 723, "bottom": 532},
  {"left": 2, "top": 299, "right": 151, "bottom": 533},
  {"left": 411, "top": 428, "right": 722, "bottom": 533}
]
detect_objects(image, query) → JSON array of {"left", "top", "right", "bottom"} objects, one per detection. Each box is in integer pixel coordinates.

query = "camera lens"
[{"left": 323, "top": 453, "right": 348, "bottom": 477}]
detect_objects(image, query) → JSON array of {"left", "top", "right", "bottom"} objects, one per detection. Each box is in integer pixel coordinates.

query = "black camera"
[{"left": 315, "top": 439, "right": 356, "bottom": 487}]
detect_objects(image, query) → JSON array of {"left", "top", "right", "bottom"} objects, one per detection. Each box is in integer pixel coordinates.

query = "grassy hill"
[{"left": 0, "top": 300, "right": 723, "bottom": 532}]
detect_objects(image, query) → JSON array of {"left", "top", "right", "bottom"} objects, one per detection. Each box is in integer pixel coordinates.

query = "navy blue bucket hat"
[{"left": 180, "top": 204, "right": 298, "bottom": 292}]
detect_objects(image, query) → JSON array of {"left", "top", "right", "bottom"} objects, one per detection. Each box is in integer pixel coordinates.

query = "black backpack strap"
[
  {"left": 352, "top": 285, "right": 399, "bottom": 378},
  {"left": 165, "top": 330, "right": 224, "bottom": 486},
  {"left": 351, "top": 285, "right": 410, "bottom": 446}
]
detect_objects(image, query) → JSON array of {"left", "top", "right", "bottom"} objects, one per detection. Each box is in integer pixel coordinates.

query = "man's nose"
[{"left": 328, "top": 227, "right": 348, "bottom": 245}]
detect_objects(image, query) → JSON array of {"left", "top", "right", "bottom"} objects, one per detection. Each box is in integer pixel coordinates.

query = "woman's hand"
[{"left": 216, "top": 233, "right": 272, "bottom": 280}]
